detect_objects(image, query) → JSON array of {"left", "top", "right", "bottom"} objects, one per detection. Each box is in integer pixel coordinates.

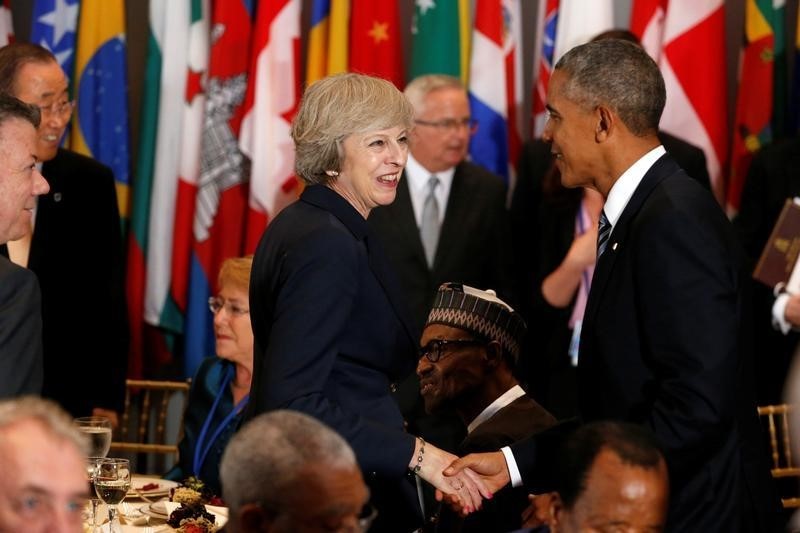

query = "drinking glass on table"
[
  {"left": 75, "top": 416, "right": 113, "bottom": 457},
  {"left": 85, "top": 457, "right": 105, "bottom": 532},
  {"left": 94, "top": 458, "right": 131, "bottom": 533}
]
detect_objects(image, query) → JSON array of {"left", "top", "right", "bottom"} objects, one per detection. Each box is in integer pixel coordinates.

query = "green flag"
[{"left": 410, "top": 0, "right": 462, "bottom": 80}]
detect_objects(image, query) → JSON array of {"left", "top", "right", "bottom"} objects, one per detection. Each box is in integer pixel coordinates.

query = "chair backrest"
[
  {"left": 757, "top": 403, "right": 800, "bottom": 508},
  {"left": 110, "top": 379, "right": 191, "bottom": 458}
]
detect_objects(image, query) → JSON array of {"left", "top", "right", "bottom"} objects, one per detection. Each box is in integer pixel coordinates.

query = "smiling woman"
[{"left": 246, "top": 73, "right": 489, "bottom": 532}]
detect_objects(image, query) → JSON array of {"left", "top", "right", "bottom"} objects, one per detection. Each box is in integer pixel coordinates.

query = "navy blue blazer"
[
  {"left": 512, "top": 154, "right": 779, "bottom": 532},
  {"left": 0, "top": 256, "right": 43, "bottom": 398},
  {"left": 247, "top": 185, "right": 421, "bottom": 524}
]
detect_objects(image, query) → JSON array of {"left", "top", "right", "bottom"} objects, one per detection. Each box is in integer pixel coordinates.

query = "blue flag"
[{"left": 30, "top": 0, "right": 80, "bottom": 80}]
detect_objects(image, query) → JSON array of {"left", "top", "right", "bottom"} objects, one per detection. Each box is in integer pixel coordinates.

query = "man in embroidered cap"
[{"left": 418, "top": 282, "right": 556, "bottom": 533}]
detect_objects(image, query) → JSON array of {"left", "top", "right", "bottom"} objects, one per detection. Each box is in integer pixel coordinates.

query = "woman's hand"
[{"left": 409, "top": 439, "right": 491, "bottom": 514}]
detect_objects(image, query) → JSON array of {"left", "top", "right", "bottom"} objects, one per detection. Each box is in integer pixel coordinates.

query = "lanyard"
[
  {"left": 192, "top": 365, "right": 249, "bottom": 476},
  {"left": 575, "top": 202, "right": 592, "bottom": 289}
]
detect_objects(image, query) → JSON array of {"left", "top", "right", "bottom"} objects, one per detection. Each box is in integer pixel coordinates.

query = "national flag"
[
  {"left": 306, "top": 0, "right": 348, "bottom": 84},
  {"left": 658, "top": 0, "right": 728, "bottom": 199},
  {"left": 183, "top": 0, "right": 254, "bottom": 378},
  {"left": 126, "top": 0, "right": 167, "bottom": 379},
  {"left": 630, "top": 0, "right": 667, "bottom": 62},
  {"left": 71, "top": 0, "right": 131, "bottom": 221},
  {"left": 726, "top": 0, "right": 784, "bottom": 212},
  {"left": 410, "top": 0, "right": 465, "bottom": 80},
  {"left": 552, "top": 0, "right": 613, "bottom": 61},
  {"left": 30, "top": 0, "right": 78, "bottom": 77},
  {"left": 0, "top": 0, "right": 14, "bottom": 47},
  {"left": 145, "top": 0, "right": 192, "bottom": 340},
  {"left": 350, "top": 0, "right": 403, "bottom": 87},
  {"left": 531, "top": 0, "right": 559, "bottom": 137},
  {"left": 239, "top": 0, "right": 301, "bottom": 252},
  {"left": 790, "top": 8, "right": 800, "bottom": 134}
]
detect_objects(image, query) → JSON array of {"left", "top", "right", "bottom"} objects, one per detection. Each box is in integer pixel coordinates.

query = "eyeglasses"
[
  {"left": 414, "top": 117, "right": 478, "bottom": 133},
  {"left": 37, "top": 99, "right": 76, "bottom": 118},
  {"left": 418, "top": 338, "right": 486, "bottom": 363},
  {"left": 208, "top": 296, "right": 249, "bottom": 316}
]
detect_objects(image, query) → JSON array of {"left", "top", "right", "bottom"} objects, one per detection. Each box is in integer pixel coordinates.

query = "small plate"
[
  {"left": 139, "top": 501, "right": 169, "bottom": 519},
  {"left": 128, "top": 475, "right": 179, "bottom": 498}
]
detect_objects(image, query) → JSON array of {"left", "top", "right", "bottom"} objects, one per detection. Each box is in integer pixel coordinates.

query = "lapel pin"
[
  {"left": 612, "top": 242, "right": 618, "bottom": 251},
  {"left": 53, "top": 192, "right": 62, "bottom": 202}
]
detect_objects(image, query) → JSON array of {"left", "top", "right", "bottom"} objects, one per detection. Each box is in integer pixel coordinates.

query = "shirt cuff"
[
  {"left": 501, "top": 446, "right": 523, "bottom": 488},
  {"left": 773, "top": 293, "right": 792, "bottom": 335}
]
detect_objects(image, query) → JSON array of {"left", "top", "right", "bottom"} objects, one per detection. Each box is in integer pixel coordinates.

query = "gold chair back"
[{"left": 757, "top": 403, "right": 800, "bottom": 508}]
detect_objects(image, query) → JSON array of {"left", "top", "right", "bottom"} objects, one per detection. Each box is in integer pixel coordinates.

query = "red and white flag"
[
  {"left": 239, "top": 0, "right": 301, "bottom": 251},
  {"left": 658, "top": 0, "right": 728, "bottom": 198},
  {"left": 0, "top": 0, "right": 13, "bottom": 47},
  {"left": 630, "top": 0, "right": 668, "bottom": 61}
]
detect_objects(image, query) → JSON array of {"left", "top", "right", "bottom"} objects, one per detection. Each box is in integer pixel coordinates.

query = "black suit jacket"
[
  {"left": 512, "top": 154, "right": 779, "bottom": 532},
  {"left": 733, "top": 137, "right": 800, "bottom": 405},
  {"left": 32, "top": 149, "right": 127, "bottom": 416},
  {"left": 247, "top": 185, "right": 421, "bottom": 531},
  {"left": 0, "top": 256, "right": 43, "bottom": 398}
]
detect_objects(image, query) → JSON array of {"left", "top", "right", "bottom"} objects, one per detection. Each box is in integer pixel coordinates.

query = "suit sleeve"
[
  {"left": 0, "top": 263, "right": 43, "bottom": 398},
  {"left": 257, "top": 228, "right": 415, "bottom": 477},
  {"left": 634, "top": 202, "right": 740, "bottom": 478}
]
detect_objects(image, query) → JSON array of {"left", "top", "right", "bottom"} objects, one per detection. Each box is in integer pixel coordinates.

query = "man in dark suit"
[
  {"left": 417, "top": 283, "right": 556, "bottom": 532},
  {"left": 0, "top": 95, "right": 49, "bottom": 398},
  {"left": 0, "top": 43, "right": 127, "bottom": 422},
  {"left": 733, "top": 137, "right": 800, "bottom": 405},
  {"left": 369, "top": 74, "right": 514, "bottom": 454},
  {"left": 445, "top": 39, "right": 779, "bottom": 532}
]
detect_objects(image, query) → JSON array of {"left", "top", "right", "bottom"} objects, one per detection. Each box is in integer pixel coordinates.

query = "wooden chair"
[
  {"left": 757, "top": 403, "right": 800, "bottom": 508},
  {"left": 110, "top": 379, "right": 191, "bottom": 473}
]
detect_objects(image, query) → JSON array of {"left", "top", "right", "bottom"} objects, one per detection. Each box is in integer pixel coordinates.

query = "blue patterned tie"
[{"left": 597, "top": 210, "right": 611, "bottom": 258}]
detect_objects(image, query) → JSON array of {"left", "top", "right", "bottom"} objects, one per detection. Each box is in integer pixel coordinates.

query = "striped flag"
[
  {"left": 531, "top": 0, "right": 559, "bottom": 137},
  {"left": 183, "top": 0, "right": 255, "bottom": 377},
  {"left": 145, "top": 0, "right": 191, "bottom": 338},
  {"left": 658, "top": 0, "right": 728, "bottom": 199},
  {"left": 468, "top": 0, "right": 523, "bottom": 184},
  {"left": 410, "top": 0, "right": 468, "bottom": 81},
  {"left": 306, "top": 0, "right": 348, "bottom": 84},
  {"left": 726, "top": 0, "right": 785, "bottom": 212},
  {"left": 71, "top": 0, "right": 131, "bottom": 221},
  {"left": 30, "top": 0, "right": 78, "bottom": 77},
  {"left": 239, "top": 0, "right": 301, "bottom": 252},
  {"left": 126, "top": 0, "right": 168, "bottom": 379},
  {"left": 0, "top": 0, "right": 13, "bottom": 47},
  {"left": 350, "top": 0, "right": 403, "bottom": 87},
  {"left": 630, "top": 0, "right": 667, "bottom": 62}
]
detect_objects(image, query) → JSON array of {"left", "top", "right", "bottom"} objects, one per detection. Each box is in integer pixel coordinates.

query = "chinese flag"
[{"left": 349, "top": 0, "right": 403, "bottom": 88}]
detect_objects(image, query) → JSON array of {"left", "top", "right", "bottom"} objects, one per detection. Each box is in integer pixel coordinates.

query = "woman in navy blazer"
[{"left": 246, "top": 73, "right": 487, "bottom": 532}]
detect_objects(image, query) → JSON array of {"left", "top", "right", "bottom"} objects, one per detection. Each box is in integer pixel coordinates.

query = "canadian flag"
[
  {"left": 632, "top": 0, "right": 728, "bottom": 199},
  {"left": 239, "top": 0, "right": 301, "bottom": 251}
]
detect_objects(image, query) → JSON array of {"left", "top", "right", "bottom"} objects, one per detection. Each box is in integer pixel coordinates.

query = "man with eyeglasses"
[
  {"left": 417, "top": 283, "right": 556, "bottom": 533},
  {"left": 0, "top": 43, "right": 127, "bottom": 426},
  {"left": 368, "top": 74, "right": 514, "bottom": 462},
  {"left": 221, "top": 410, "right": 375, "bottom": 533}
]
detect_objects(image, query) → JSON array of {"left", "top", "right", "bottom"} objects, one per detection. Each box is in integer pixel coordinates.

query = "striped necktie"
[{"left": 597, "top": 210, "right": 611, "bottom": 258}]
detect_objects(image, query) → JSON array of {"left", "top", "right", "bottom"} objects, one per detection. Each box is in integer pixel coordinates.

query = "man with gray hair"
[
  {"left": 444, "top": 39, "right": 779, "bottom": 531},
  {"left": 0, "top": 94, "right": 49, "bottom": 398},
  {"left": 0, "top": 396, "right": 88, "bottom": 532},
  {"left": 220, "top": 410, "right": 371, "bottom": 533}
]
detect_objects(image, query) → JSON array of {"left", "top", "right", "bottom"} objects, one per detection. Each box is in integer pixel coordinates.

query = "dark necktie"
[{"left": 597, "top": 210, "right": 611, "bottom": 258}]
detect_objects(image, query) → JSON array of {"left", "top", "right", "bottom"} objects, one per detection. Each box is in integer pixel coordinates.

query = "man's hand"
[
  {"left": 435, "top": 451, "right": 509, "bottom": 515},
  {"left": 785, "top": 294, "right": 800, "bottom": 328},
  {"left": 411, "top": 441, "right": 491, "bottom": 514},
  {"left": 92, "top": 407, "right": 119, "bottom": 429},
  {"left": 521, "top": 492, "right": 558, "bottom": 528}
]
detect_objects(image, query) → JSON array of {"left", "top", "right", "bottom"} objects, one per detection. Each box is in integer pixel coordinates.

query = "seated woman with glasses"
[{"left": 165, "top": 255, "right": 254, "bottom": 496}]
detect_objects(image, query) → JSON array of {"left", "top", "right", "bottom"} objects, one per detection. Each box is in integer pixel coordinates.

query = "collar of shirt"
[
  {"left": 405, "top": 153, "right": 455, "bottom": 228},
  {"left": 467, "top": 384, "right": 526, "bottom": 434},
  {"left": 603, "top": 145, "right": 666, "bottom": 227}
]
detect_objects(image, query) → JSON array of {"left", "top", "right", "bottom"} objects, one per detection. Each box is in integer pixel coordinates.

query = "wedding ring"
[{"left": 450, "top": 479, "right": 464, "bottom": 491}]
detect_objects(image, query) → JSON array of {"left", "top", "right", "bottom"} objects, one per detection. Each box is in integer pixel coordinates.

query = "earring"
[{"left": 325, "top": 170, "right": 339, "bottom": 177}]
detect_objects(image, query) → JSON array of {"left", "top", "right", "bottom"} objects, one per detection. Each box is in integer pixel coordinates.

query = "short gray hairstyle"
[
  {"left": 220, "top": 410, "right": 357, "bottom": 514},
  {"left": 291, "top": 73, "right": 413, "bottom": 186},
  {"left": 404, "top": 74, "right": 466, "bottom": 115},
  {"left": 0, "top": 396, "right": 88, "bottom": 456},
  {"left": 554, "top": 39, "right": 665, "bottom": 136}
]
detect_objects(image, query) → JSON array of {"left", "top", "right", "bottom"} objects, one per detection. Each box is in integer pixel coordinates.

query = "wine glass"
[
  {"left": 75, "top": 416, "right": 113, "bottom": 458},
  {"left": 94, "top": 458, "right": 131, "bottom": 533},
  {"left": 85, "top": 457, "right": 104, "bottom": 533}
]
